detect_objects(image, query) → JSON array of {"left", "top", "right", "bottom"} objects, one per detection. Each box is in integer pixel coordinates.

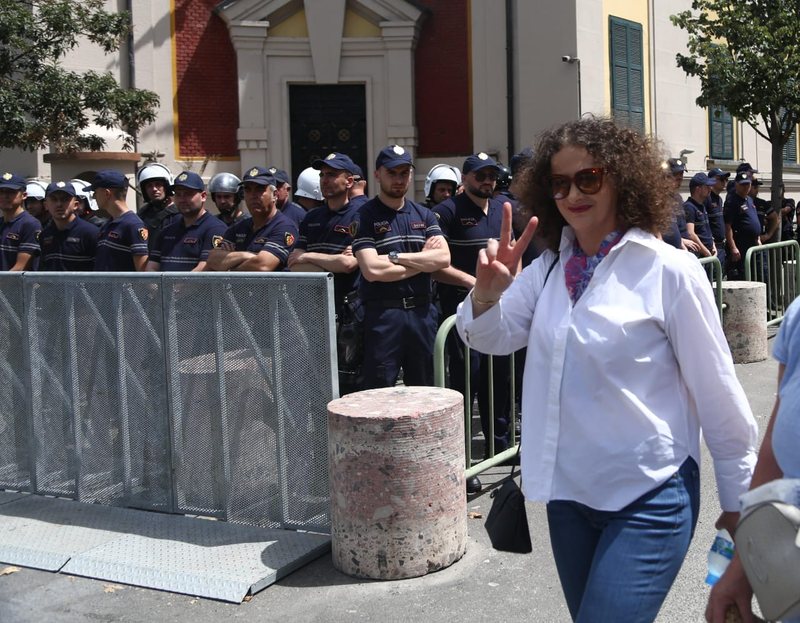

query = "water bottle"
[{"left": 705, "top": 528, "right": 735, "bottom": 585}]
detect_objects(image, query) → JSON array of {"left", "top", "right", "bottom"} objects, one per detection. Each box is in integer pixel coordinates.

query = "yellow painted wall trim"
[
  {"left": 270, "top": 9, "right": 309, "bottom": 37},
  {"left": 344, "top": 8, "right": 381, "bottom": 37}
]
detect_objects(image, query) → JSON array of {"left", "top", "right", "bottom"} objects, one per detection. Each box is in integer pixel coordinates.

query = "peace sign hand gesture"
[{"left": 472, "top": 202, "right": 538, "bottom": 307}]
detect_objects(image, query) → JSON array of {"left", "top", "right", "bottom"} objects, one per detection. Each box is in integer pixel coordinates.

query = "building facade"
[{"left": 2, "top": 0, "right": 798, "bottom": 199}]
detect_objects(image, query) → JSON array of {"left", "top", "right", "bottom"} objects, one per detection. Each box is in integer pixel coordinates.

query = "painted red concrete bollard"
[{"left": 327, "top": 386, "right": 467, "bottom": 580}]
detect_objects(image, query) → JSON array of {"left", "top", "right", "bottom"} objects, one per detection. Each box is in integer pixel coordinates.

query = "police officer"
[
  {"left": 352, "top": 145, "right": 450, "bottom": 389},
  {"left": 289, "top": 153, "right": 360, "bottom": 306},
  {"left": 208, "top": 172, "right": 246, "bottom": 226},
  {"left": 662, "top": 158, "right": 699, "bottom": 252},
  {"left": 423, "top": 164, "right": 461, "bottom": 209},
  {"left": 87, "top": 169, "right": 149, "bottom": 272},
  {"left": 72, "top": 179, "right": 108, "bottom": 227},
  {"left": 294, "top": 167, "right": 324, "bottom": 211},
  {"left": 269, "top": 167, "right": 306, "bottom": 228},
  {"left": 724, "top": 172, "right": 761, "bottom": 280},
  {"left": 706, "top": 168, "right": 729, "bottom": 271},
  {"left": 750, "top": 179, "right": 779, "bottom": 244},
  {"left": 25, "top": 180, "right": 49, "bottom": 227},
  {"left": 347, "top": 164, "right": 370, "bottom": 210},
  {"left": 39, "top": 181, "right": 99, "bottom": 271},
  {"left": 289, "top": 152, "right": 362, "bottom": 393},
  {"left": 205, "top": 166, "right": 298, "bottom": 271},
  {"left": 137, "top": 162, "right": 179, "bottom": 247},
  {"left": 683, "top": 172, "right": 716, "bottom": 258},
  {"left": 0, "top": 172, "right": 41, "bottom": 271},
  {"left": 433, "top": 153, "right": 512, "bottom": 492},
  {"left": 146, "top": 172, "right": 227, "bottom": 272}
]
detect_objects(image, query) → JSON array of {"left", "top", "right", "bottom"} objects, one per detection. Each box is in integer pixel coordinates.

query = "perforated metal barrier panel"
[{"left": 0, "top": 272, "right": 336, "bottom": 532}]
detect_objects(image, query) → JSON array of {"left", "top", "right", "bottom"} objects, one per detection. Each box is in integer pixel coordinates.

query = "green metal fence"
[
  {"left": 744, "top": 240, "right": 800, "bottom": 327},
  {"left": 698, "top": 255, "right": 724, "bottom": 319},
  {"left": 433, "top": 315, "right": 520, "bottom": 480}
]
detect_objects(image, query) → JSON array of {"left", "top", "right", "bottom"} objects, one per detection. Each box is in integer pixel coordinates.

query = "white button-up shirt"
[{"left": 457, "top": 227, "right": 757, "bottom": 511}]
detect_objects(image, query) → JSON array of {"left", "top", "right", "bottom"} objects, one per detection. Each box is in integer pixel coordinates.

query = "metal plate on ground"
[
  {"left": 62, "top": 513, "right": 331, "bottom": 602},
  {"left": 0, "top": 495, "right": 142, "bottom": 571},
  {"left": 0, "top": 495, "right": 330, "bottom": 602}
]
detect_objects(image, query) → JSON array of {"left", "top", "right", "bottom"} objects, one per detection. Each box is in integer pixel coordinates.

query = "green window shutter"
[
  {"left": 784, "top": 129, "right": 797, "bottom": 163},
  {"left": 610, "top": 16, "right": 644, "bottom": 133},
  {"left": 709, "top": 105, "right": 733, "bottom": 160},
  {"left": 782, "top": 110, "right": 797, "bottom": 163}
]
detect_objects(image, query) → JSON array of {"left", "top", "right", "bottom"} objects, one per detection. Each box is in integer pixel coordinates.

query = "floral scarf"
[{"left": 564, "top": 230, "right": 626, "bottom": 304}]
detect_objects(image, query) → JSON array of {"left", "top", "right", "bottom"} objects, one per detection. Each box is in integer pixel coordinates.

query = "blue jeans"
[{"left": 546, "top": 457, "right": 700, "bottom": 623}]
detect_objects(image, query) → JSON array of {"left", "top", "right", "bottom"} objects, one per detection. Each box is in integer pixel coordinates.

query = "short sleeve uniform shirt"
[
  {"left": 150, "top": 211, "right": 227, "bottom": 271},
  {"left": 0, "top": 210, "right": 41, "bottom": 270},
  {"left": 296, "top": 201, "right": 361, "bottom": 300},
  {"left": 94, "top": 211, "right": 150, "bottom": 271},
  {"left": 352, "top": 197, "right": 442, "bottom": 301},
  {"left": 222, "top": 213, "right": 298, "bottom": 268},
  {"left": 39, "top": 218, "right": 99, "bottom": 271}
]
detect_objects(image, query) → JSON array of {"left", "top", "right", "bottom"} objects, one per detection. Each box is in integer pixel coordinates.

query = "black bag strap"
[{"left": 503, "top": 252, "right": 559, "bottom": 482}]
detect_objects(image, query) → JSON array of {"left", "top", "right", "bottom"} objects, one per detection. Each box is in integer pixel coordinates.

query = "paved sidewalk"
[{"left": 0, "top": 349, "right": 778, "bottom": 623}]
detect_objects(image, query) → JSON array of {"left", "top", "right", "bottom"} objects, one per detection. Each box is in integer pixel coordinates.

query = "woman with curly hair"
[{"left": 456, "top": 116, "right": 758, "bottom": 622}]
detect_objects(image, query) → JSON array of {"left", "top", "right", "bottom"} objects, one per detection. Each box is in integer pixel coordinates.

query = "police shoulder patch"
[
  {"left": 349, "top": 221, "right": 358, "bottom": 237},
  {"left": 138, "top": 228, "right": 149, "bottom": 241},
  {"left": 285, "top": 232, "right": 296, "bottom": 246},
  {"left": 212, "top": 235, "right": 223, "bottom": 248}
]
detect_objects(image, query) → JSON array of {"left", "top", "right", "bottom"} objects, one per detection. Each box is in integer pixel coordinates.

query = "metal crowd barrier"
[
  {"left": 0, "top": 272, "right": 337, "bottom": 532},
  {"left": 744, "top": 240, "right": 800, "bottom": 326},
  {"left": 698, "top": 255, "right": 724, "bottom": 319},
  {"left": 433, "top": 315, "right": 520, "bottom": 480}
]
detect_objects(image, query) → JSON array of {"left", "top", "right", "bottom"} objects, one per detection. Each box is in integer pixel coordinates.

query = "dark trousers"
[{"left": 360, "top": 302, "right": 438, "bottom": 389}]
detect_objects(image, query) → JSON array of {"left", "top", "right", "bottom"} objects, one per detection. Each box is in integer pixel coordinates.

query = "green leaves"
[
  {"left": 0, "top": 0, "right": 158, "bottom": 152},
  {"left": 671, "top": 0, "right": 800, "bottom": 141}
]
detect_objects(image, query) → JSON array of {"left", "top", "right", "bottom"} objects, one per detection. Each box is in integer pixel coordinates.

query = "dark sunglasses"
[
  {"left": 548, "top": 167, "right": 605, "bottom": 199},
  {"left": 474, "top": 170, "right": 498, "bottom": 183}
]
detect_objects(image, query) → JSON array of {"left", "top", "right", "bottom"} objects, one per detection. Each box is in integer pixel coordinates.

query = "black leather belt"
[{"left": 370, "top": 296, "right": 430, "bottom": 310}]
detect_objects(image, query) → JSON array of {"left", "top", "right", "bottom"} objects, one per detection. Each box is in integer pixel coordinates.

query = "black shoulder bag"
[{"left": 484, "top": 253, "right": 559, "bottom": 554}]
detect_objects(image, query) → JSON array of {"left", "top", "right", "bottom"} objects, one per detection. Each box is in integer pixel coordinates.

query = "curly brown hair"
[{"left": 517, "top": 116, "right": 675, "bottom": 251}]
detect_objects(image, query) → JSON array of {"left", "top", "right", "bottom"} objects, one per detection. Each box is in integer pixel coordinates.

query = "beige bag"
[{"left": 736, "top": 501, "right": 800, "bottom": 621}]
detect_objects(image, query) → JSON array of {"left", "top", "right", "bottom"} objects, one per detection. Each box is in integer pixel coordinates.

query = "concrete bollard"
[
  {"left": 721, "top": 281, "right": 768, "bottom": 363},
  {"left": 327, "top": 386, "right": 466, "bottom": 580}
]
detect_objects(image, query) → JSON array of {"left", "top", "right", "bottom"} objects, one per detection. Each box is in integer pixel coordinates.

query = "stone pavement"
[{"left": 0, "top": 346, "right": 779, "bottom": 623}]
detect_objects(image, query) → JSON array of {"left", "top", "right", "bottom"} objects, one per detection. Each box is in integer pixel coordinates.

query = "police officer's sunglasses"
[
  {"left": 474, "top": 170, "right": 498, "bottom": 182},
  {"left": 548, "top": 167, "right": 605, "bottom": 200}
]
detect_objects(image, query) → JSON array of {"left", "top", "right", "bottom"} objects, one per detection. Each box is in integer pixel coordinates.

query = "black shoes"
[{"left": 466, "top": 475, "right": 482, "bottom": 494}]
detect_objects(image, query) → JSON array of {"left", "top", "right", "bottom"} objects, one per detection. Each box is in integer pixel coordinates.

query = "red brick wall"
[
  {"left": 174, "top": 0, "right": 238, "bottom": 158},
  {"left": 414, "top": 0, "right": 470, "bottom": 156}
]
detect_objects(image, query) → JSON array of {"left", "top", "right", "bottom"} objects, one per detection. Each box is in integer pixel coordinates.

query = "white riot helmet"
[
  {"left": 295, "top": 167, "right": 323, "bottom": 201},
  {"left": 71, "top": 179, "right": 99, "bottom": 212},
  {"left": 208, "top": 172, "right": 242, "bottom": 196},
  {"left": 25, "top": 180, "right": 46, "bottom": 200},
  {"left": 136, "top": 162, "right": 174, "bottom": 201},
  {"left": 424, "top": 164, "right": 461, "bottom": 198}
]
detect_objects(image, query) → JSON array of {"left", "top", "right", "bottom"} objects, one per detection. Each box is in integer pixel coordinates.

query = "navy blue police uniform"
[
  {"left": 724, "top": 181, "right": 761, "bottom": 280},
  {"left": 151, "top": 210, "right": 227, "bottom": 271},
  {"left": 352, "top": 196, "right": 442, "bottom": 389},
  {"left": 705, "top": 189, "right": 727, "bottom": 270},
  {"left": 434, "top": 187, "right": 512, "bottom": 455},
  {"left": 40, "top": 218, "right": 99, "bottom": 271},
  {"left": 683, "top": 196, "right": 715, "bottom": 256},
  {"left": 222, "top": 212, "right": 298, "bottom": 269},
  {"left": 297, "top": 202, "right": 361, "bottom": 309},
  {"left": 663, "top": 192, "right": 689, "bottom": 249},
  {"left": 94, "top": 212, "right": 150, "bottom": 271},
  {"left": 0, "top": 210, "right": 41, "bottom": 270}
]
